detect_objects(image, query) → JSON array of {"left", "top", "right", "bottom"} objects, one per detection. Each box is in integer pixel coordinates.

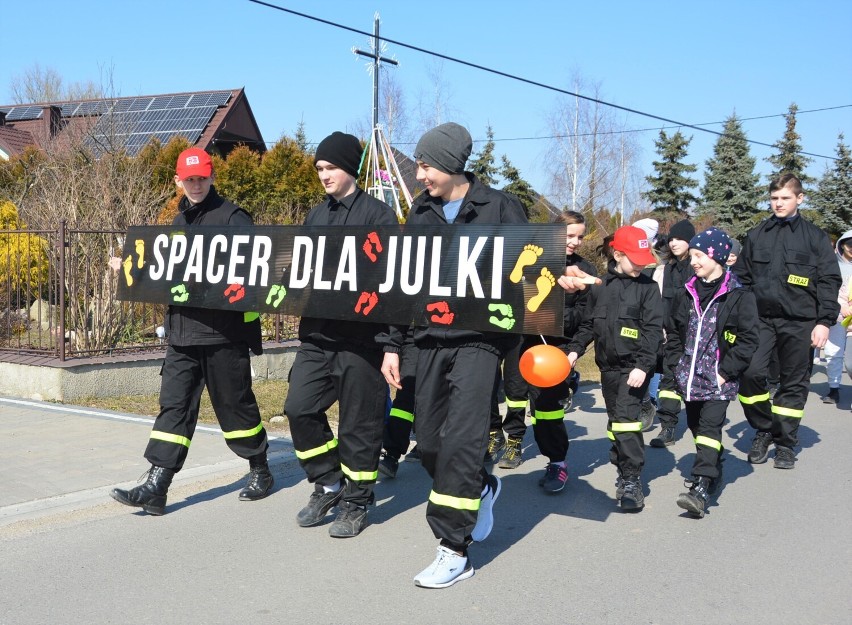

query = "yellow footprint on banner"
[
  {"left": 509, "top": 244, "right": 543, "bottom": 283},
  {"left": 527, "top": 267, "right": 556, "bottom": 312},
  {"left": 122, "top": 255, "right": 134, "bottom": 287},
  {"left": 135, "top": 239, "right": 145, "bottom": 269}
]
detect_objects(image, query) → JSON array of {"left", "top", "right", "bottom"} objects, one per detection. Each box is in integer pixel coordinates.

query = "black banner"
[{"left": 117, "top": 224, "right": 566, "bottom": 335}]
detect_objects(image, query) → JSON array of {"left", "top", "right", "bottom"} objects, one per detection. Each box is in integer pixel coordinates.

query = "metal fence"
[{"left": 0, "top": 222, "right": 298, "bottom": 361}]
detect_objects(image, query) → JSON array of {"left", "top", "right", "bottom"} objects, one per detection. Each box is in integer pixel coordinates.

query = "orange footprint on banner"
[
  {"left": 426, "top": 301, "right": 455, "bottom": 325},
  {"left": 355, "top": 291, "right": 379, "bottom": 315},
  {"left": 363, "top": 231, "right": 383, "bottom": 262},
  {"left": 224, "top": 283, "right": 246, "bottom": 303}
]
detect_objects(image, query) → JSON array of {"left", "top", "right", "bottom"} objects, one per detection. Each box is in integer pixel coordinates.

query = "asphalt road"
[{"left": 1, "top": 372, "right": 850, "bottom": 625}]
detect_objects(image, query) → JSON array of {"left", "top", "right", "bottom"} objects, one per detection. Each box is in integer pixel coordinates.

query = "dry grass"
[
  {"left": 74, "top": 345, "right": 602, "bottom": 433},
  {"left": 75, "top": 379, "right": 339, "bottom": 436}
]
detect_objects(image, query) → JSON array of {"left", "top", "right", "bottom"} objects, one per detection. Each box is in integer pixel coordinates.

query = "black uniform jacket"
[
  {"left": 664, "top": 273, "right": 760, "bottom": 383},
  {"left": 380, "top": 173, "right": 528, "bottom": 357},
  {"left": 567, "top": 263, "right": 664, "bottom": 374},
  {"left": 166, "top": 188, "right": 263, "bottom": 355},
  {"left": 661, "top": 256, "right": 694, "bottom": 319},
  {"left": 739, "top": 215, "right": 841, "bottom": 326},
  {"left": 298, "top": 187, "right": 399, "bottom": 350},
  {"left": 526, "top": 253, "right": 598, "bottom": 352}
]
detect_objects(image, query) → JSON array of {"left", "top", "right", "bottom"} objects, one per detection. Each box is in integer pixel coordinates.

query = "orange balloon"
[{"left": 519, "top": 344, "right": 572, "bottom": 388}]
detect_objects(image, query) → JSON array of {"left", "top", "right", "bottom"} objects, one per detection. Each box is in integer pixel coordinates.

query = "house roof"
[
  {"left": 0, "top": 125, "right": 35, "bottom": 159},
  {"left": 0, "top": 88, "right": 265, "bottom": 159}
]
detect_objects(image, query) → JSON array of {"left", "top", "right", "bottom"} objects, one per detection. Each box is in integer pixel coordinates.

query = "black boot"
[
  {"left": 239, "top": 456, "right": 274, "bottom": 501},
  {"left": 676, "top": 476, "right": 711, "bottom": 518},
  {"left": 110, "top": 465, "right": 175, "bottom": 515}
]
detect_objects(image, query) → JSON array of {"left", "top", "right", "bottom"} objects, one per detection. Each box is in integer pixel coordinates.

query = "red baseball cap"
[
  {"left": 175, "top": 147, "right": 213, "bottom": 180},
  {"left": 610, "top": 225, "right": 656, "bottom": 266}
]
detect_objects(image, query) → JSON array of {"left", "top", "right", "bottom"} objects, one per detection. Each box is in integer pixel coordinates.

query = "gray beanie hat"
[{"left": 413, "top": 122, "right": 472, "bottom": 174}]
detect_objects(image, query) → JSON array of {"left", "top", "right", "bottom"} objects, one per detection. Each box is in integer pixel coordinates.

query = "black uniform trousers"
[
  {"left": 656, "top": 372, "right": 683, "bottom": 429},
  {"left": 383, "top": 342, "right": 418, "bottom": 458},
  {"left": 529, "top": 377, "right": 571, "bottom": 463},
  {"left": 489, "top": 336, "right": 528, "bottom": 439},
  {"left": 599, "top": 370, "right": 648, "bottom": 478},
  {"left": 416, "top": 345, "right": 498, "bottom": 550},
  {"left": 738, "top": 317, "right": 814, "bottom": 448},
  {"left": 684, "top": 399, "right": 727, "bottom": 479},
  {"left": 285, "top": 341, "right": 387, "bottom": 506},
  {"left": 145, "top": 343, "right": 268, "bottom": 471}
]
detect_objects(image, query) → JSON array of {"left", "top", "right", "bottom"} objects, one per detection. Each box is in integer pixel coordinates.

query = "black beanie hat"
[
  {"left": 413, "top": 122, "right": 472, "bottom": 174},
  {"left": 668, "top": 219, "right": 696, "bottom": 242},
  {"left": 689, "top": 227, "right": 733, "bottom": 266},
  {"left": 314, "top": 131, "right": 363, "bottom": 178}
]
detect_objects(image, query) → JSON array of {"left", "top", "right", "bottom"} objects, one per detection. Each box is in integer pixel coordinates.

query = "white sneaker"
[
  {"left": 414, "top": 546, "right": 474, "bottom": 588},
  {"left": 471, "top": 474, "right": 501, "bottom": 542}
]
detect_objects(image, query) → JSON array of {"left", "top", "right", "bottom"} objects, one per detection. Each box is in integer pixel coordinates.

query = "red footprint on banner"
[
  {"left": 362, "top": 231, "right": 383, "bottom": 262},
  {"left": 355, "top": 291, "right": 378, "bottom": 315},
  {"left": 224, "top": 283, "right": 245, "bottom": 303},
  {"left": 426, "top": 301, "right": 455, "bottom": 325}
]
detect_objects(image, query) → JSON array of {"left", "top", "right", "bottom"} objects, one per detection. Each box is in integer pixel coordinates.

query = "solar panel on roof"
[
  {"left": 129, "top": 97, "right": 153, "bottom": 112},
  {"left": 207, "top": 92, "right": 231, "bottom": 106},
  {"left": 5, "top": 106, "right": 43, "bottom": 121},
  {"left": 168, "top": 94, "right": 191, "bottom": 108}
]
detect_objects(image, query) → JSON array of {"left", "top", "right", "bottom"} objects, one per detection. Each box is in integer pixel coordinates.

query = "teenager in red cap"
[
  {"left": 111, "top": 147, "right": 271, "bottom": 515},
  {"left": 567, "top": 225, "right": 663, "bottom": 511}
]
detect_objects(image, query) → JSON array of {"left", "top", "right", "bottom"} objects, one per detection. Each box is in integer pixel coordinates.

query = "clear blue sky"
[{"left": 3, "top": 0, "right": 851, "bottom": 208}]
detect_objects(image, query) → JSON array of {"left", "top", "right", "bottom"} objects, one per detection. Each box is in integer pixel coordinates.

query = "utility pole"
[{"left": 353, "top": 13, "right": 398, "bottom": 131}]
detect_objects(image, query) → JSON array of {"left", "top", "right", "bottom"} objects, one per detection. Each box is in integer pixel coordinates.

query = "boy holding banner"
[
  {"left": 284, "top": 132, "right": 398, "bottom": 538},
  {"left": 380, "top": 122, "right": 527, "bottom": 588},
  {"left": 110, "top": 147, "right": 272, "bottom": 515}
]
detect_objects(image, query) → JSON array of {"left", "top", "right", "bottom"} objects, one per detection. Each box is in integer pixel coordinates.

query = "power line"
[{"left": 248, "top": 0, "right": 846, "bottom": 161}]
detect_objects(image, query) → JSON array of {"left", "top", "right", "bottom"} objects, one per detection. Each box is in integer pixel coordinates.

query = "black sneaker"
[
  {"left": 378, "top": 452, "right": 399, "bottom": 479},
  {"left": 540, "top": 463, "right": 568, "bottom": 493},
  {"left": 774, "top": 446, "right": 797, "bottom": 469},
  {"left": 748, "top": 431, "right": 772, "bottom": 464},
  {"left": 820, "top": 387, "right": 840, "bottom": 404},
  {"left": 649, "top": 426, "right": 676, "bottom": 448},
  {"left": 639, "top": 400, "right": 656, "bottom": 432},
  {"left": 405, "top": 445, "right": 422, "bottom": 463},
  {"left": 498, "top": 437, "right": 523, "bottom": 469},
  {"left": 620, "top": 477, "right": 644, "bottom": 511},
  {"left": 484, "top": 430, "right": 506, "bottom": 463},
  {"left": 676, "top": 476, "right": 711, "bottom": 518},
  {"left": 328, "top": 501, "right": 368, "bottom": 538},
  {"left": 296, "top": 483, "right": 344, "bottom": 527}
]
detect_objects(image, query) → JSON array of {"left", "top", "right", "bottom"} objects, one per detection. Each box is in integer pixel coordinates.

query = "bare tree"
[
  {"left": 9, "top": 63, "right": 102, "bottom": 104},
  {"left": 545, "top": 72, "right": 644, "bottom": 228},
  {"left": 16, "top": 92, "right": 168, "bottom": 352},
  {"left": 414, "top": 60, "right": 462, "bottom": 137}
]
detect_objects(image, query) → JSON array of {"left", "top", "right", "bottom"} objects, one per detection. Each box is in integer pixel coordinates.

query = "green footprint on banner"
[
  {"left": 266, "top": 284, "right": 287, "bottom": 307},
  {"left": 488, "top": 302, "right": 515, "bottom": 330},
  {"left": 171, "top": 283, "right": 189, "bottom": 303}
]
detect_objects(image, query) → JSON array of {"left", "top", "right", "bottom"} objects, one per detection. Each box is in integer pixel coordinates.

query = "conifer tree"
[
  {"left": 469, "top": 125, "right": 499, "bottom": 186},
  {"left": 643, "top": 130, "right": 698, "bottom": 216},
  {"left": 500, "top": 154, "right": 536, "bottom": 219},
  {"left": 766, "top": 103, "right": 814, "bottom": 188},
  {"left": 810, "top": 133, "right": 852, "bottom": 238},
  {"left": 699, "top": 115, "right": 762, "bottom": 237}
]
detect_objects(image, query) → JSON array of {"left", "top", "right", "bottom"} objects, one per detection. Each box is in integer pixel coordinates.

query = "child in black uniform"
[
  {"left": 526, "top": 211, "right": 597, "bottom": 493},
  {"left": 666, "top": 228, "right": 758, "bottom": 517},
  {"left": 567, "top": 225, "right": 663, "bottom": 511}
]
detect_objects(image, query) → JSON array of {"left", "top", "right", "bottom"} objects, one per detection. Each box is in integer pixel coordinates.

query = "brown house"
[{"left": 0, "top": 88, "right": 265, "bottom": 159}]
